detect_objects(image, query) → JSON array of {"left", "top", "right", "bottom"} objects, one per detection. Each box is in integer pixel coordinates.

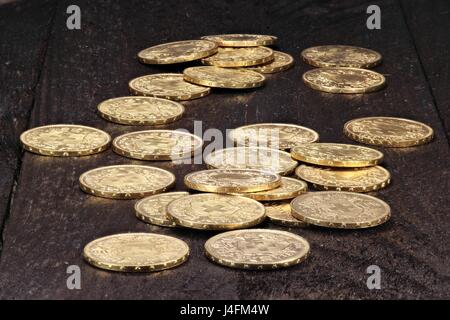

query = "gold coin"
[
  {"left": 137, "top": 40, "right": 218, "bottom": 64},
  {"left": 20, "top": 124, "right": 111, "bottom": 157},
  {"left": 229, "top": 177, "right": 307, "bottom": 201},
  {"left": 302, "top": 67, "right": 385, "bottom": 94},
  {"left": 229, "top": 123, "right": 319, "bottom": 150},
  {"left": 97, "top": 96, "right": 184, "bottom": 126},
  {"left": 291, "top": 143, "right": 383, "bottom": 168},
  {"left": 129, "top": 73, "right": 210, "bottom": 101},
  {"left": 201, "top": 34, "right": 277, "bottom": 47},
  {"left": 183, "top": 66, "right": 265, "bottom": 89},
  {"left": 112, "top": 130, "right": 203, "bottom": 160},
  {"left": 248, "top": 51, "right": 294, "bottom": 73},
  {"left": 295, "top": 164, "right": 390, "bottom": 192},
  {"left": 201, "top": 47, "right": 274, "bottom": 67},
  {"left": 83, "top": 233, "right": 189, "bottom": 272},
  {"left": 265, "top": 201, "right": 308, "bottom": 227},
  {"left": 290, "top": 191, "right": 391, "bottom": 229},
  {"left": 135, "top": 192, "right": 189, "bottom": 227},
  {"left": 204, "top": 229, "right": 310, "bottom": 270},
  {"left": 166, "top": 193, "right": 265, "bottom": 230},
  {"left": 344, "top": 117, "right": 434, "bottom": 147},
  {"left": 184, "top": 169, "right": 281, "bottom": 193},
  {"left": 301, "top": 45, "right": 382, "bottom": 68},
  {"left": 79, "top": 165, "right": 175, "bottom": 199},
  {"left": 204, "top": 147, "right": 298, "bottom": 175}
]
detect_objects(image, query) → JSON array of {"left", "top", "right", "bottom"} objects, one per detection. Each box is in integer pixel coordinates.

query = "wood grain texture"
[
  {"left": 400, "top": 0, "right": 450, "bottom": 140},
  {"left": 0, "top": 0, "right": 449, "bottom": 299}
]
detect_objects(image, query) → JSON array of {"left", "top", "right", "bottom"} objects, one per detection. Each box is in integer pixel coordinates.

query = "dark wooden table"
[{"left": 0, "top": 0, "right": 449, "bottom": 299}]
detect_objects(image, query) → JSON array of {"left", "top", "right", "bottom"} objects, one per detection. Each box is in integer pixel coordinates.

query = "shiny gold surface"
[
  {"left": 201, "top": 34, "right": 277, "bottom": 47},
  {"left": 301, "top": 45, "right": 382, "bottom": 68},
  {"left": 248, "top": 51, "right": 294, "bottom": 73},
  {"left": 201, "top": 47, "right": 274, "bottom": 67},
  {"left": 265, "top": 201, "right": 308, "bottom": 227}
]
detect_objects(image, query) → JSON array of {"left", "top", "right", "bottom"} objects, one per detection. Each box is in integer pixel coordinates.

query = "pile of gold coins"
[{"left": 19, "top": 35, "right": 435, "bottom": 273}]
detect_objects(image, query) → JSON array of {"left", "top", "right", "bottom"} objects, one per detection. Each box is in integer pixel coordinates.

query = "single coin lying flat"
[
  {"left": 290, "top": 191, "right": 391, "bottom": 229},
  {"left": 301, "top": 45, "right": 382, "bottom": 68},
  {"left": 201, "top": 47, "right": 274, "bottom": 67},
  {"left": 344, "top": 117, "right": 434, "bottom": 147},
  {"left": 112, "top": 130, "right": 203, "bottom": 160},
  {"left": 295, "top": 164, "right": 390, "bottom": 192},
  {"left": 205, "top": 229, "right": 310, "bottom": 270},
  {"left": 247, "top": 51, "right": 294, "bottom": 73},
  {"left": 83, "top": 233, "right": 189, "bottom": 272},
  {"left": 167, "top": 193, "right": 266, "bottom": 230},
  {"left": 135, "top": 192, "right": 189, "bottom": 227},
  {"left": 201, "top": 34, "right": 277, "bottom": 47},
  {"left": 229, "top": 123, "right": 319, "bottom": 150},
  {"left": 129, "top": 73, "right": 210, "bottom": 101},
  {"left": 183, "top": 66, "right": 265, "bottom": 89},
  {"left": 290, "top": 143, "right": 383, "bottom": 167},
  {"left": 20, "top": 124, "right": 111, "bottom": 157},
  {"left": 97, "top": 96, "right": 184, "bottom": 126},
  {"left": 302, "top": 67, "right": 385, "bottom": 94},
  {"left": 137, "top": 39, "right": 218, "bottom": 64},
  {"left": 79, "top": 165, "right": 175, "bottom": 199},
  {"left": 184, "top": 169, "right": 281, "bottom": 193}
]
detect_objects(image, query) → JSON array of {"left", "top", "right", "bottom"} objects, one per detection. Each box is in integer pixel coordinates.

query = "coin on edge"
[
  {"left": 205, "top": 229, "right": 310, "bottom": 270},
  {"left": 135, "top": 191, "right": 190, "bottom": 227},
  {"left": 83, "top": 233, "right": 189, "bottom": 272},
  {"left": 205, "top": 147, "right": 298, "bottom": 175},
  {"left": 129, "top": 74, "right": 210, "bottom": 101},
  {"left": 301, "top": 45, "right": 382, "bottom": 68},
  {"left": 229, "top": 177, "right": 307, "bottom": 201},
  {"left": 97, "top": 96, "right": 184, "bottom": 125},
  {"left": 20, "top": 124, "right": 111, "bottom": 157},
  {"left": 112, "top": 130, "right": 203, "bottom": 160},
  {"left": 201, "top": 47, "right": 274, "bottom": 67},
  {"left": 291, "top": 191, "right": 391, "bottom": 229},
  {"left": 290, "top": 143, "right": 383, "bottom": 167},
  {"left": 302, "top": 67, "right": 385, "bottom": 94},
  {"left": 344, "top": 117, "right": 434, "bottom": 147},
  {"left": 265, "top": 201, "right": 308, "bottom": 227},
  {"left": 137, "top": 40, "right": 218, "bottom": 64},
  {"left": 201, "top": 34, "right": 277, "bottom": 47},
  {"left": 167, "top": 193, "right": 266, "bottom": 230},
  {"left": 183, "top": 66, "right": 265, "bottom": 89},
  {"left": 229, "top": 123, "right": 319, "bottom": 150},
  {"left": 79, "top": 165, "right": 175, "bottom": 199},
  {"left": 295, "top": 164, "right": 390, "bottom": 192},
  {"left": 248, "top": 51, "right": 294, "bottom": 73},
  {"left": 184, "top": 169, "right": 281, "bottom": 193}
]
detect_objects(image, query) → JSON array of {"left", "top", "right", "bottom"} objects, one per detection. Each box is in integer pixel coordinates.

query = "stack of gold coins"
[{"left": 300, "top": 45, "right": 386, "bottom": 93}]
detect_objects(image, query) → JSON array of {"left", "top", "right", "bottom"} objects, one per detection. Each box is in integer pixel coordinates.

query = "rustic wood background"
[{"left": 0, "top": 0, "right": 449, "bottom": 299}]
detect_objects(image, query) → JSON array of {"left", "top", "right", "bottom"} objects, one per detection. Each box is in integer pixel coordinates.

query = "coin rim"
[
  {"left": 166, "top": 193, "right": 266, "bottom": 230},
  {"left": 201, "top": 47, "right": 274, "bottom": 67},
  {"left": 97, "top": 96, "right": 185, "bottom": 126},
  {"left": 204, "top": 146, "right": 298, "bottom": 176},
  {"left": 247, "top": 51, "right": 295, "bottom": 74},
  {"left": 301, "top": 45, "right": 382, "bottom": 68},
  {"left": 295, "top": 164, "right": 391, "bottom": 192},
  {"left": 204, "top": 229, "right": 310, "bottom": 270},
  {"left": 228, "top": 177, "right": 308, "bottom": 201},
  {"left": 229, "top": 122, "right": 320, "bottom": 150},
  {"left": 137, "top": 39, "right": 218, "bottom": 64},
  {"left": 112, "top": 130, "right": 204, "bottom": 161},
  {"left": 128, "top": 73, "right": 211, "bottom": 101},
  {"left": 79, "top": 165, "right": 176, "bottom": 199},
  {"left": 290, "top": 191, "right": 391, "bottom": 229},
  {"left": 302, "top": 67, "right": 386, "bottom": 94},
  {"left": 290, "top": 143, "right": 384, "bottom": 167},
  {"left": 343, "top": 116, "right": 435, "bottom": 147},
  {"left": 83, "top": 233, "right": 189, "bottom": 272},
  {"left": 183, "top": 66, "right": 266, "bottom": 89},
  {"left": 20, "top": 124, "right": 111, "bottom": 157},
  {"left": 184, "top": 169, "right": 281, "bottom": 193},
  {"left": 201, "top": 34, "right": 277, "bottom": 47},
  {"left": 135, "top": 191, "right": 190, "bottom": 227},
  {"left": 264, "top": 201, "right": 309, "bottom": 227}
]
